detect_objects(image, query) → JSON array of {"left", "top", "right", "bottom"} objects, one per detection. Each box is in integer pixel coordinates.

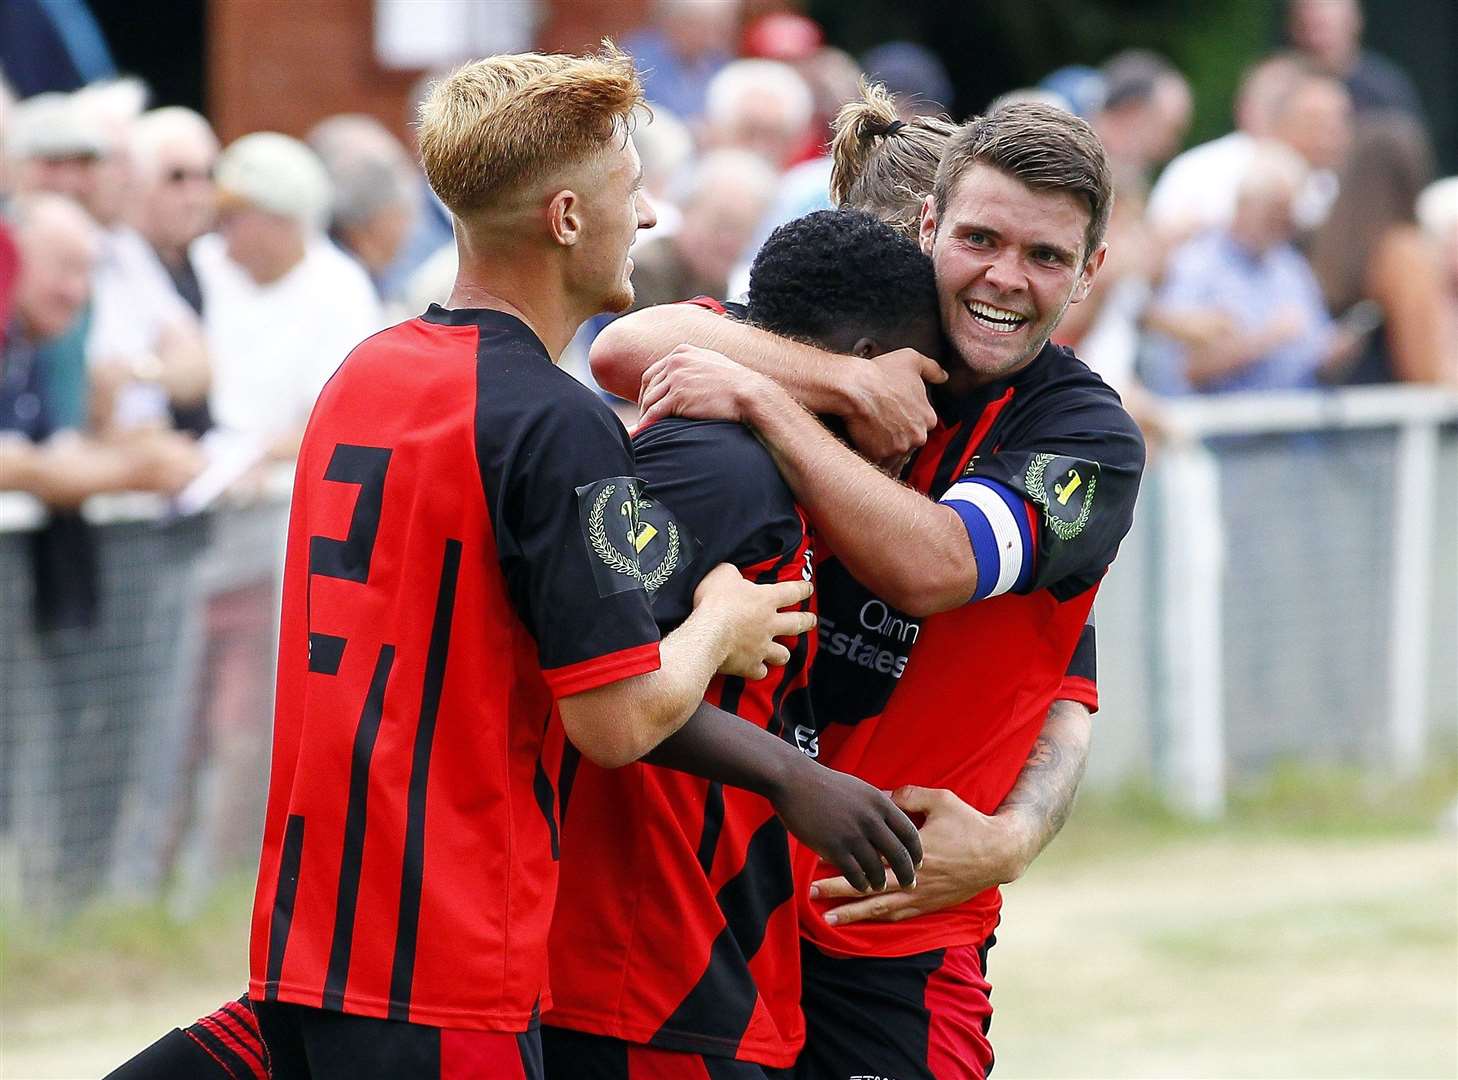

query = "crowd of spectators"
[{"left": 2, "top": 0, "right": 1456, "bottom": 519}]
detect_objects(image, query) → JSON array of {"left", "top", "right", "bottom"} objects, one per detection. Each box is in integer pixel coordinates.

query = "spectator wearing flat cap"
[{"left": 194, "top": 132, "right": 382, "bottom": 461}]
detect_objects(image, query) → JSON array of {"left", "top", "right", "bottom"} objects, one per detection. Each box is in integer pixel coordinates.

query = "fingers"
[
  {"left": 822, "top": 890, "right": 918, "bottom": 927},
  {"left": 762, "top": 641, "right": 792, "bottom": 668},
  {"left": 920, "top": 356, "right": 950, "bottom": 384},
  {"left": 891, "top": 784, "right": 950, "bottom": 816},
  {"left": 833, "top": 851, "right": 863, "bottom": 891},
  {"left": 764, "top": 577, "right": 814, "bottom": 608},
  {"left": 808, "top": 874, "right": 864, "bottom": 901},
  {"left": 853, "top": 838, "right": 887, "bottom": 893},
  {"left": 887, "top": 804, "right": 924, "bottom": 872},
  {"left": 877, "top": 814, "right": 920, "bottom": 889},
  {"left": 638, "top": 378, "right": 672, "bottom": 424},
  {"left": 767, "top": 609, "right": 817, "bottom": 639}
]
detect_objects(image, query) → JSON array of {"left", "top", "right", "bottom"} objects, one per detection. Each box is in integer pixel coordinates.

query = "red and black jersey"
[
  {"left": 250, "top": 307, "right": 679, "bottom": 1032},
  {"left": 802, "top": 340, "right": 1144, "bottom": 958},
  {"left": 545, "top": 418, "right": 815, "bottom": 1068}
]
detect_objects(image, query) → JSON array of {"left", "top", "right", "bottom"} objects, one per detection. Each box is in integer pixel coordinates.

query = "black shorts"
[
  {"left": 253, "top": 1000, "right": 543, "bottom": 1080},
  {"left": 105, "top": 997, "right": 268, "bottom": 1080},
  {"left": 793, "top": 937, "right": 996, "bottom": 1080},
  {"left": 541, "top": 1024, "right": 791, "bottom": 1080}
]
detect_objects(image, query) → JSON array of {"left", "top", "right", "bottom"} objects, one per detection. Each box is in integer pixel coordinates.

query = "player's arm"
[
  {"left": 643, "top": 700, "right": 921, "bottom": 892},
  {"left": 557, "top": 565, "right": 813, "bottom": 770},
  {"left": 640, "top": 348, "right": 976, "bottom": 616},
  {"left": 808, "top": 698, "right": 1092, "bottom": 924},
  {"left": 590, "top": 303, "right": 944, "bottom": 465},
  {"left": 498, "top": 392, "right": 814, "bottom": 772}
]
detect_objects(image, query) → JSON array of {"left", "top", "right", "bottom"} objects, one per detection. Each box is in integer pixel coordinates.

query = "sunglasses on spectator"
[{"left": 166, "top": 165, "right": 215, "bottom": 184}]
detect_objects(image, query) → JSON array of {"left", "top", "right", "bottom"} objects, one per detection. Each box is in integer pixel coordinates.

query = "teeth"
[
  {"left": 965, "top": 299, "right": 1028, "bottom": 332},
  {"left": 967, "top": 300, "right": 1027, "bottom": 324}
]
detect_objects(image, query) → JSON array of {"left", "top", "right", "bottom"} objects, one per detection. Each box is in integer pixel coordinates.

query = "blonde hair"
[
  {"left": 418, "top": 43, "right": 643, "bottom": 217},
  {"left": 829, "top": 80, "right": 958, "bottom": 239}
]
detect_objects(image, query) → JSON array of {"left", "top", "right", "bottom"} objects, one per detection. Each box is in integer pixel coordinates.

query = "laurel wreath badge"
[
  {"left": 588, "top": 483, "right": 680, "bottom": 592},
  {"left": 1025, "top": 453, "right": 1096, "bottom": 542}
]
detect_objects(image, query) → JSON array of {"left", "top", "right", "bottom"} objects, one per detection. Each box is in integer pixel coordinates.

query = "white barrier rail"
[{"left": 1143, "top": 385, "right": 1458, "bottom": 817}]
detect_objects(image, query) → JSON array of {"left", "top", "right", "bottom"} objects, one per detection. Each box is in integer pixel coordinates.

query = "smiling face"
[{"left": 920, "top": 164, "right": 1105, "bottom": 386}]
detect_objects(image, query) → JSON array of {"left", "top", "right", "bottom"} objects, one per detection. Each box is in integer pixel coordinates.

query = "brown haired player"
[{"left": 594, "top": 102, "right": 1144, "bottom": 1077}]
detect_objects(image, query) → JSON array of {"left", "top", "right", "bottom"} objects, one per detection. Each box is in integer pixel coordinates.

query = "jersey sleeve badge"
[
  {"left": 577, "top": 476, "right": 694, "bottom": 599},
  {"left": 1024, "top": 453, "right": 1099, "bottom": 541}
]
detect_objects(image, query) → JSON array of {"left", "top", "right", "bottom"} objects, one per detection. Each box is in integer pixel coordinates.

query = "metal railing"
[
  {"left": 1092, "top": 384, "right": 1458, "bottom": 816},
  {"left": 1, "top": 385, "right": 1454, "bottom": 910}
]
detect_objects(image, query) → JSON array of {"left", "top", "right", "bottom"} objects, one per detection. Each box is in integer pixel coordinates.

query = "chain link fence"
[
  {"left": 2, "top": 386, "right": 1455, "bottom": 912},
  {"left": 0, "top": 489, "right": 288, "bottom": 917}
]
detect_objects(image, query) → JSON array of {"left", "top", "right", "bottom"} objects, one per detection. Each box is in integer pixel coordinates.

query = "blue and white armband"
[{"left": 940, "top": 477, "right": 1036, "bottom": 600}]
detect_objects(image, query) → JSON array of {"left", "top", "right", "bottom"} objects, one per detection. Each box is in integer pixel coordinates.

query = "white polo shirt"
[{"left": 194, "top": 233, "right": 383, "bottom": 440}]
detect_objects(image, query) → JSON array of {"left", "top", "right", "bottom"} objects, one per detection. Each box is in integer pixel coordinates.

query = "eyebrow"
[{"left": 959, "top": 222, "right": 1077, "bottom": 265}]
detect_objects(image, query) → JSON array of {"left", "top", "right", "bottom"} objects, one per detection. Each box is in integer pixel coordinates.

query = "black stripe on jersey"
[
  {"left": 308, "top": 633, "right": 346, "bottom": 675},
  {"left": 264, "top": 814, "right": 306, "bottom": 1000},
  {"left": 557, "top": 743, "right": 583, "bottom": 824},
  {"left": 322, "top": 643, "right": 396, "bottom": 1012},
  {"left": 653, "top": 816, "right": 794, "bottom": 1054},
  {"left": 388, "top": 539, "right": 462, "bottom": 1021},
  {"left": 534, "top": 750, "right": 561, "bottom": 862},
  {"left": 696, "top": 784, "right": 726, "bottom": 876},
  {"left": 1067, "top": 619, "right": 1096, "bottom": 683}
]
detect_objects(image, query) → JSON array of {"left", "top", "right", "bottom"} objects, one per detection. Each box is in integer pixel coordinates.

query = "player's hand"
[
  {"left": 843, "top": 349, "right": 945, "bottom": 471},
  {"left": 807, "top": 785, "right": 1031, "bottom": 925},
  {"left": 638, "top": 345, "right": 775, "bottom": 427},
  {"left": 770, "top": 758, "right": 922, "bottom": 894},
  {"left": 692, "top": 562, "right": 814, "bottom": 681}
]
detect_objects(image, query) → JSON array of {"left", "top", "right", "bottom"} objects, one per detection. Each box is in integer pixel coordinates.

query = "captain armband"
[{"left": 939, "top": 477, "right": 1036, "bottom": 601}]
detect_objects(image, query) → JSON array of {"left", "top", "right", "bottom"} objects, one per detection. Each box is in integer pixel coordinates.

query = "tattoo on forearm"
[{"left": 1001, "top": 726, "right": 1088, "bottom": 852}]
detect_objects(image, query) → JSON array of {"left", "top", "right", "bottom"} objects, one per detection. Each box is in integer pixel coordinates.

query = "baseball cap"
[
  {"left": 215, "top": 131, "right": 333, "bottom": 228},
  {"left": 7, "top": 92, "right": 109, "bottom": 161}
]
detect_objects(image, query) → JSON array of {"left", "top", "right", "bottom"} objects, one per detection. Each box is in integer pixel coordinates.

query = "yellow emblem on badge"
[
  {"left": 1054, "top": 469, "right": 1082, "bottom": 506},
  {"left": 589, "top": 483, "right": 679, "bottom": 592}
]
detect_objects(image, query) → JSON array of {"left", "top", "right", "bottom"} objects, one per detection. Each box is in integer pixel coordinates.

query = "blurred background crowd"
[
  {"left": 0, "top": 2, "right": 1454, "bottom": 1074},
  {"left": 1, "top": 0, "right": 1455, "bottom": 508},
  {"left": 0, "top": 0, "right": 1454, "bottom": 909}
]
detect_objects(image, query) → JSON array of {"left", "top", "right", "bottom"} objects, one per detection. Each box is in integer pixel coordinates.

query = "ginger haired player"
[{"left": 104, "top": 51, "right": 920, "bottom": 1080}]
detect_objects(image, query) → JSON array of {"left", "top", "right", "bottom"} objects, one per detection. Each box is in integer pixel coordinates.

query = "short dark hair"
[
  {"left": 932, "top": 102, "right": 1114, "bottom": 258},
  {"left": 1100, "top": 49, "right": 1180, "bottom": 112},
  {"left": 746, "top": 209, "right": 938, "bottom": 348}
]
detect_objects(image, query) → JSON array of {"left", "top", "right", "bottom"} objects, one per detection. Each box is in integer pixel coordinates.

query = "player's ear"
[
  {"left": 548, "top": 190, "right": 582, "bottom": 247},
  {"left": 918, "top": 194, "right": 937, "bottom": 256},
  {"left": 851, "top": 336, "right": 881, "bottom": 359},
  {"left": 1071, "top": 241, "right": 1107, "bottom": 304}
]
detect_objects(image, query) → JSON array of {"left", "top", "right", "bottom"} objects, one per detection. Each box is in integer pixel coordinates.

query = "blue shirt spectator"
[
  {"left": 623, "top": 2, "right": 738, "bottom": 121},
  {"left": 1146, "top": 230, "right": 1334, "bottom": 395},
  {"left": 1143, "top": 144, "right": 1340, "bottom": 395}
]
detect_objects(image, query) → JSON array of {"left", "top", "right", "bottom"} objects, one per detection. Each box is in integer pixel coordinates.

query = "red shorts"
[{"left": 793, "top": 937, "right": 995, "bottom": 1080}]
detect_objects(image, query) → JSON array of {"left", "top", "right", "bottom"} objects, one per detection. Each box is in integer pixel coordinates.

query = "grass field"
[{"left": 3, "top": 770, "right": 1455, "bottom": 1079}]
